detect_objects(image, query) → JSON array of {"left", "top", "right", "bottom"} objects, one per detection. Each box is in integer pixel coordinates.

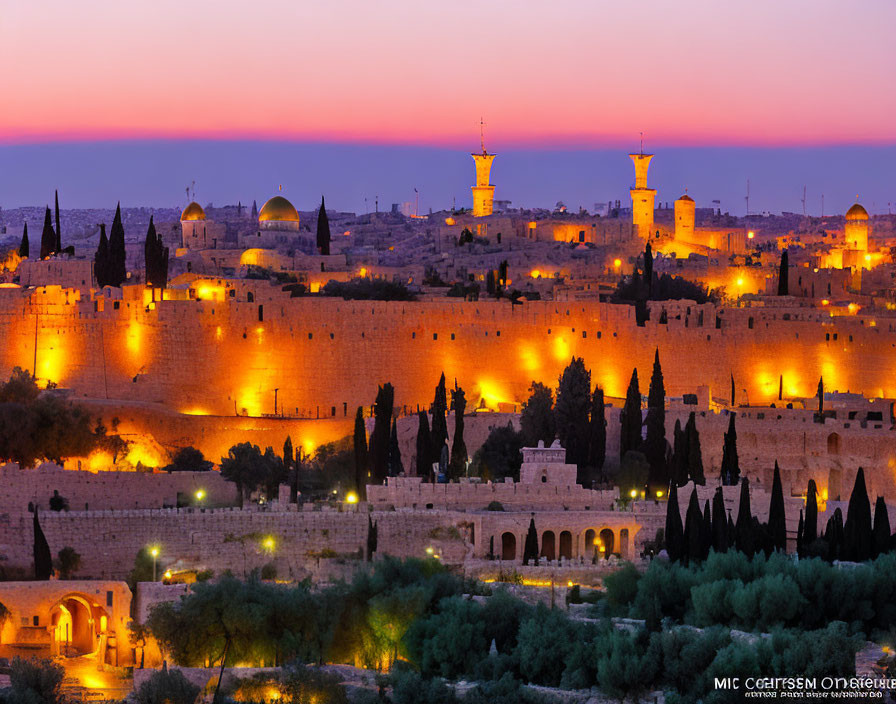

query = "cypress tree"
[
  {"left": 369, "top": 384, "right": 394, "bottom": 484},
  {"left": 39, "top": 207, "right": 55, "bottom": 259},
  {"left": 108, "top": 203, "right": 127, "bottom": 287},
  {"left": 523, "top": 517, "right": 539, "bottom": 566},
  {"left": 778, "top": 375, "right": 783, "bottom": 402},
  {"left": 872, "top": 496, "right": 890, "bottom": 558},
  {"left": 730, "top": 373, "right": 735, "bottom": 407},
  {"left": 144, "top": 215, "right": 169, "bottom": 288},
  {"left": 720, "top": 412, "right": 740, "bottom": 485},
  {"left": 844, "top": 467, "right": 872, "bottom": 562},
  {"left": 804, "top": 479, "right": 819, "bottom": 546},
  {"left": 797, "top": 510, "right": 805, "bottom": 557},
  {"left": 18, "top": 223, "right": 29, "bottom": 259},
  {"left": 447, "top": 381, "right": 468, "bottom": 479},
  {"left": 587, "top": 387, "right": 607, "bottom": 484},
  {"left": 825, "top": 508, "right": 844, "bottom": 562},
  {"left": 727, "top": 511, "right": 736, "bottom": 548},
  {"left": 683, "top": 488, "right": 703, "bottom": 564},
  {"left": 251, "top": 200, "right": 258, "bottom": 219},
  {"left": 33, "top": 507, "right": 53, "bottom": 580},
  {"left": 712, "top": 487, "right": 728, "bottom": 553},
  {"left": 54, "top": 189, "right": 61, "bottom": 253},
  {"left": 388, "top": 418, "right": 403, "bottom": 477},
  {"left": 735, "top": 477, "right": 754, "bottom": 557},
  {"left": 283, "top": 436, "right": 296, "bottom": 503},
  {"left": 554, "top": 357, "right": 591, "bottom": 469},
  {"left": 670, "top": 419, "right": 688, "bottom": 487},
  {"left": 520, "top": 382, "right": 555, "bottom": 447},
  {"left": 94, "top": 224, "right": 110, "bottom": 287},
  {"left": 817, "top": 378, "right": 824, "bottom": 417},
  {"left": 684, "top": 412, "right": 704, "bottom": 485},
  {"left": 415, "top": 411, "right": 432, "bottom": 478},
  {"left": 620, "top": 368, "right": 642, "bottom": 459},
  {"left": 767, "top": 461, "right": 787, "bottom": 552},
  {"left": 431, "top": 373, "right": 449, "bottom": 463},
  {"left": 316, "top": 196, "right": 331, "bottom": 255},
  {"left": 645, "top": 349, "right": 667, "bottom": 491},
  {"left": 644, "top": 240, "right": 654, "bottom": 295},
  {"left": 366, "top": 516, "right": 378, "bottom": 561},
  {"left": 352, "top": 406, "right": 368, "bottom": 499},
  {"left": 777, "top": 248, "right": 789, "bottom": 295},
  {"left": 701, "top": 500, "right": 712, "bottom": 560},
  {"left": 664, "top": 483, "right": 684, "bottom": 562}
]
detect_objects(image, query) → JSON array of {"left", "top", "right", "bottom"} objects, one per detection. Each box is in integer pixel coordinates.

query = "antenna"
[
  {"left": 801, "top": 185, "right": 806, "bottom": 216},
  {"left": 479, "top": 117, "right": 487, "bottom": 154},
  {"left": 745, "top": 179, "right": 750, "bottom": 216},
  {"left": 639, "top": 132, "right": 644, "bottom": 155}
]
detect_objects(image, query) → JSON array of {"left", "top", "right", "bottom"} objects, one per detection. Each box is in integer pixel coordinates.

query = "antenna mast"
[
  {"left": 479, "top": 117, "right": 487, "bottom": 154},
  {"left": 745, "top": 179, "right": 750, "bottom": 215},
  {"left": 801, "top": 185, "right": 806, "bottom": 216}
]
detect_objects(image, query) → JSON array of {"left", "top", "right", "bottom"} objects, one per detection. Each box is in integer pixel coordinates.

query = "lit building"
[
  {"left": 240, "top": 194, "right": 315, "bottom": 253},
  {"left": 844, "top": 202, "right": 869, "bottom": 253},
  {"left": 629, "top": 151, "right": 656, "bottom": 239},
  {"left": 471, "top": 149, "right": 496, "bottom": 218},
  {"left": 180, "top": 201, "right": 225, "bottom": 250},
  {"left": 674, "top": 193, "right": 696, "bottom": 242}
]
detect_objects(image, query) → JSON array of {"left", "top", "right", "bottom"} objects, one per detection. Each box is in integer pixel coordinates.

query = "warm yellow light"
[
  {"left": 747, "top": 231, "right": 755, "bottom": 239},
  {"left": 163, "top": 570, "right": 172, "bottom": 580},
  {"left": 530, "top": 270, "right": 540, "bottom": 279},
  {"left": 736, "top": 278, "right": 744, "bottom": 287},
  {"left": 656, "top": 490, "right": 663, "bottom": 498},
  {"left": 865, "top": 254, "right": 871, "bottom": 262},
  {"left": 425, "top": 547, "right": 434, "bottom": 555},
  {"left": 629, "top": 489, "right": 637, "bottom": 499},
  {"left": 599, "top": 544, "right": 606, "bottom": 553},
  {"left": 195, "top": 489, "right": 206, "bottom": 501},
  {"left": 345, "top": 492, "right": 359, "bottom": 504},
  {"left": 445, "top": 217, "right": 456, "bottom": 226},
  {"left": 262, "top": 536, "right": 275, "bottom": 551},
  {"left": 149, "top": 547, "right": 159, "bottom": 558},
  {"left": 528, "top": 221, "right": 537, "bottom": 229},
  {"left": 613, "top": 258, "right": 622, "bottom": 268},
  {"left": 821, "top": 299, "right": 830, "bottom": 306},
  {"left": 848, "top": 303, "right": 859, "bottom": 314},
  {"left": 359, "top": 267, "right": 368, "bottom": 277},
  {"left": 567, "top": 581, "right": 574, "bottom": 588},
  {"left": 593, "top": 538, "right": 599, "bottom": 545},
  {"left": 822, "top": 489, "right": 829, "bottom": 501}
]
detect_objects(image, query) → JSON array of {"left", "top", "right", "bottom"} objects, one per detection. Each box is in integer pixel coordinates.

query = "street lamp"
[
  {"left": 195, "top": 489, "right": 206, "bottom": 503},
  {"left": 149, "top": 546, "right": 159, "bottom": 581}
]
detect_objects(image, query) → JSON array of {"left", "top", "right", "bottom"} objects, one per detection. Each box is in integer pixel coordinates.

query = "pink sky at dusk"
[{"left": 1, "top": 0, "right": 894, "bottom": 148}]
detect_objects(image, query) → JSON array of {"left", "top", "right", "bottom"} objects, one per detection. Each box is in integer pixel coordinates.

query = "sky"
[{"left": 1, "top": 0, "right": 894, "bottom": 213}]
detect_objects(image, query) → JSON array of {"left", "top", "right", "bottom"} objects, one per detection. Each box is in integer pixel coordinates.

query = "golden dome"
[
  {"left": 258, "top": 195, "right": 299, "bottom": 223},
  {"left": 677, "top": 194, "right": 694, "bottom": 202},
  {"left": 181, "top": 201, "right": 206, "bottom": 221},
  {"left": 845, "top": 203, "right": 869, "bottom": 220}
]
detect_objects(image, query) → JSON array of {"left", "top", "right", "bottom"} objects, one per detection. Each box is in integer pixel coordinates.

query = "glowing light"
[
  {"left": 656, "top": 490, "right": 663, "bottom": 498},
  {"left": 345, "top": 492, "right": 359, "bottom": 504},
  {"left": 195, "top": 489, "right": 206, "bottom": 501},
  {"left": 262, "top": 536, "right": 275, "bottom": 552},
  {"left": 528, "top": 221, "right": 537, "bottom": 229},
  {"left": 425, "top": 547, "right": 434, "bottom": 555},
  {"left": 215, "top": 326, "right": 223, "bottom": 341},
  {"left": 477, "top": 379, "right": 510, "bottom": 409},
  {"left": 87, "top": 451, "right": 113, "bottom": 472},
  {"left": 567, "top": 580, "right": 574, "bottom": 587},
  {"left": 445, "top": 217, "right": 456, "bottom": 226},
  {"left": 552, "top": 336, "right": 570, "bottom": 362},
  {"left": 310, "top": 282, "right": 321, "bottom": 293},
  {"left": 163, "top": 570, "right": 172, "bottom": 580},
  {"left": 822, "top": 489, "right": 829, "bottom": 501},
  {"left": 747, "top": 231, "right": 755, "bottom": 239},
  {"left": 821, "top": 299, "right": 830, "bottom": 306},
  {"left": 848, "top": 303, "right": 859, "bottom": 314},
  {"left": 865, "top": 254, "right": 871, "bottom": 263},
  {"left": 359, "top": 267, "right": 368, "bottom": 277},
  {"left": 629, "top": 489, "right": 637, "bottom": 499},
  {"left": 613, "top": 258, "right": 622, "bottom": 268},
  {"left": 530, "top": 270, "right": 541, "bottom": 279},
  {"left": 149, "top": 546, "right": 159, "bottom": 558},
  {"left": 736, "top": 278, "right": 744, "bottom": 287},
  {"left": 182, "top": 408, "right": 209, "bottom": 416}
]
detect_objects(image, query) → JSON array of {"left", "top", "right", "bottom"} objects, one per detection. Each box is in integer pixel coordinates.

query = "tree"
[
  {"left": 735, "top": 477, "right": 755, "bottom": 557},
  {"left": 39, "top": 206, "right": 55, "bottom": 259},
  {"left": 701, "top": 500, "right": 712, "bottom": 560},
  {"left": 665, "top": 484, "right": 684, "bottom": 561},
  {"left": 817, "top": 377, "right": 824, "bottom": 417},
  {"left": 645, "top": 350, "right": 667, "bottom": 491},
  {"left": 644, "top": 240, "right": 654, "bottom": 294},
  {"left": 843, "top": 467, "right": 872, "bottom": 562},
  {"left": 620, "top": 368, "right": 642, "bottom": 459},
  {"left": 767, "top": 461, "right": 787, "bottom": 553},
  {"left": 554, "top": 357, "right": 590, "bottom": 468},
  {"left": 522, "top": 517, "right": 539, "bottom": 566},
  {"left": 684, "top": 412, "right": 705, "bottom": 485},
  {"left": 670, "top": 419, "right": 688, "bottom": 487},
  {"left": 447, "top": 382, "right": 467, "bottom": 480},
  {"left": 415, "top": 411, "right": 432, "bottom": 478},
  {"left": 260, "top": 446, "right": 286, "bottom": 500},
  {"left": 108, "top": 202, "right": 127, "bottom": 287},
  {"left": 33, "top": 507, "right": 53, "bottom": 579},
  {"left": 388, "top": 418, "right": 403, "bottom": 477},
  {"left": 369, "top": 384, "right": 394, "bottom": 484},
  {"left": 520, "top": 382, "right": 555, "bottom": 447},
  {"left": 730, "top": 373, "right": 735, "bottom": 406},
  {"left": 431, "top": 374, "right": 449, "bottom": 463},
  {"left": 283, "top": 436, "right": 296, "bottom": 502},
  {"left": 54, "top": 190, "right": 61, "bottom": 253},
  {"left": 134, "top": 667, "right": 200, "bottom": 704},
  {"left": 94, "top": 223, "right": 110, "bottom": 287},
  {"left": 316, "top": 196, "right": 331, "bottom": 255},
  {"left": 777, "top": 248, "right": 789, "bottom": 295},
  {"left": 164, "top": 446, "right": 213, "bottom": 472},
  {"left": 470, "top": 423, "right": 523, "bottom": 482},
  {"left": 683, "top": 488, "right": 703, "bottom": 564},
  {"left": 18, "top": 223, "right": 28, "bottom": 258},
  {"left": 872, "top": 496, "right": 890, "bottom": 558},
  {"left": 824, "top": 507, "right": 844, "bottom": 561},
  {"left": 55, "top": 546, "right": 81, "bottom": 579},
  {"left": 353, "top": 407, "right": 368, "bottom": 499},
  {"left": 144, "top": 215, "right": 169, "bottom": 289},
  {"left": 220, "top": 442, "right": 268, "bottom": 507},
  {"left": 586, "top": 387, "right": 607, "bottom": 483},
  {"left": 711, "top": 487, "right": 728, "bottom": 553},
  {"left": 720, "top": 412, "right": 740, "bottom": 485},
  {"left": 804, "top": 479, "right": 819, "bottom": 546}
]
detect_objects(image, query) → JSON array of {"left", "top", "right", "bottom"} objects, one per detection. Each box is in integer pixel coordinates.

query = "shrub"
[
  {"left": 603, "top": 562, "right": 641, "bottom": 614},
  {"left": 134, "top": 668, "right": 200, "bottom": 704},
  {"left": 55, "top": 547, "right": 81, "bottom": 579},
  {"left": 260, "top": 562, "right": 277, "bottom": 580},
  {"left": 7, "top": 657, "right": 64, "bottom": 704},
  {"left": 486, "top": 501, "right": 505, "bottom": 512},
  {"left": 280, "top": 664, "right": 348, "bottom": 704}
]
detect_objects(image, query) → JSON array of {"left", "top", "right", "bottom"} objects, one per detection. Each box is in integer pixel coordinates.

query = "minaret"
[
  {"left": 629, "top": 134, "right": 656, "bottom": 239},
  {"left": 471, "top": 118, "right": 496, "bottom": 218}
]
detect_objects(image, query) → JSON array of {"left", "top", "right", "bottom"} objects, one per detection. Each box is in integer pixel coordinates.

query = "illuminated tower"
[
  {"left": 629, "top": 138, "right": 656, "bottom": 238},
  {"left": 844, "top": 201, "right": 869, "bottom": 252},
  {"left": 471, "top": 119, "right": 495, "bottom": 217},
  {"left": 674, "top": 192, "right": 695, "bottom": 242}
]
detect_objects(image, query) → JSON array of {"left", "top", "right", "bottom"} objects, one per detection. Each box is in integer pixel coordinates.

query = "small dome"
[
  {"left": 181, "top": 202, "right": 206, "bottom": 221},
  {"left": 677, "top": 194, "right": 694, "bottom": 202},
  {"left": 258, "top": 195, "right": 299, "bottom": 223},
  {"left": 845, "top": 203, "right": 869, "bottom": 220}
]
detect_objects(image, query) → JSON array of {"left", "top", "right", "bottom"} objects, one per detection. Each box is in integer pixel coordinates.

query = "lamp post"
[{"left": 150, "top": 546, "right": 159, "bottom": 581}]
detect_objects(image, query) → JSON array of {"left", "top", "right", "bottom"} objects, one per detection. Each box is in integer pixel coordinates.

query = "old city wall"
[
  {"left": 0, "top": 463, "right": 237, "bottom": 513},
  {"left": 6, "top": 288, "right": 896, "bottom": 420}
]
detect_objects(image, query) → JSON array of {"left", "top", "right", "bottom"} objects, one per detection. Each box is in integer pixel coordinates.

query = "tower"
[
  {"left": 844, "top": 201, "right": 869, "bottom": 253},
  {"left": 629, "top": 140, "right": 656, "bottom": 239},
  {"left": 471, "top": 119, "right": 496, "bottom": 218},
  {"left": 674, "top": 193, "right": 695, "bottom": 243}
]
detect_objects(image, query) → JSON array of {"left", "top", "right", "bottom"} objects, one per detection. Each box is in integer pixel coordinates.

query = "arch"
[
  {"left": 599, "top": 528, "right": 615, "bottom": 559},
  {"left": 501, "top": 532, "right": 517, "bottom": 561},
  {"left": 584, "top": 528, "right": 599, "bottom": 563},
  {"left": 50, "top": 593, "right": 108, "bottom": 657},
  {"left": 540, "top": 531, "right": 556, "bottom": 561},
  {"left": 827, "top": 433, "right": 841, "bottom": 455},
  {"left": 619, "top": 528, "right": 630, "bottom": 559},
  {"left": 559, "top": 531, "right": 573, "bottom": 560}
]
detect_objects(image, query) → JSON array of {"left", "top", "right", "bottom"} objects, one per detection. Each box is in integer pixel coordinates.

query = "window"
[
  {"left": 308, "top": 333, "right": 313, "bottom": 339},
  {"left": 433, "top": 333, "right": 438, "bottom": 340},
  {"left": 106, "top": 590, "right": 113, "bottom": 607}
]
